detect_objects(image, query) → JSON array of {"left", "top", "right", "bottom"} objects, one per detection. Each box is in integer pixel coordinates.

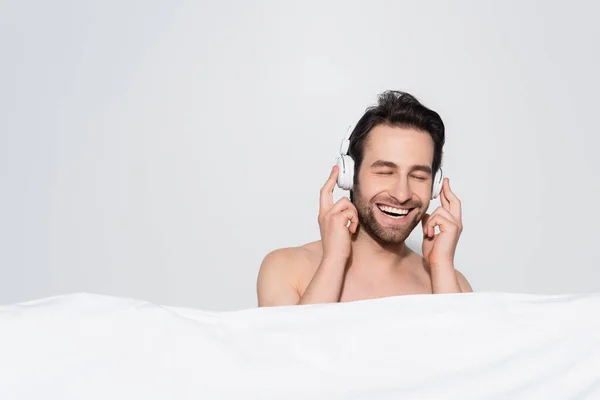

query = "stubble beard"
[{"left": 352, "top": 186, "right": 425, "bottom": 245}]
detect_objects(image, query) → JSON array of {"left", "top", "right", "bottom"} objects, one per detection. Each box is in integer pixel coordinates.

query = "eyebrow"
[{"left": 370, "top": 160, "right": 432, "bottom": 174}]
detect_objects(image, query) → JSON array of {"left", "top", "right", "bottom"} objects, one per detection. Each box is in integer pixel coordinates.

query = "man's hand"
[
  {"left": 421, "top": 177, "right": 463, "bottom": 269},
  {"left": 318, "top": 165, "right": 359, "bottom": 262}
]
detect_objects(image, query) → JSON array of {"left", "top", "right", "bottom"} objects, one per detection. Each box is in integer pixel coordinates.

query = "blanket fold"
[{"left": 1, "top": 292, "right": 599, "bottom": 399}]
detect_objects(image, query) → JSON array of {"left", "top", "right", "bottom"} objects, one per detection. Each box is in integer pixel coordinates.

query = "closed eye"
[{"left": 412, "top": 175, "right": 428, "bottom": 180}]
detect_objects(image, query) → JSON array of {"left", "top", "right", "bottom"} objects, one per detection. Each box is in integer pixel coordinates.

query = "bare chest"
[
  {"left": 297, "top": 259, "right": 433, "bottom": 303},
  {"left": 338, "top": 269, "right": 433, "bottom": 303}
]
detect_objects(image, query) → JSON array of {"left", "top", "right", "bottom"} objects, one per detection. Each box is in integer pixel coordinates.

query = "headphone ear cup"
[
  {"left": 336, "top": 155, "right": 354, "bottom": 190},
  {"left": 431, "top": 169, "right": 443, "bottom": 200}
]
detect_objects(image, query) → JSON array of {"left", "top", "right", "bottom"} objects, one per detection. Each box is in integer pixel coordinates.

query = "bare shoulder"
[
  {"left": 455, "top": 269, "right": 473, "bottom": 292},
  {"left": 256, "top": 240, "right": 322, "bottom": 306}
]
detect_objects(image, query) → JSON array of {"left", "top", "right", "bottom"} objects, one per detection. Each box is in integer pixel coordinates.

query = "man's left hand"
[{"left": 421, "top": 177, "right": 463, "bottom": 269}]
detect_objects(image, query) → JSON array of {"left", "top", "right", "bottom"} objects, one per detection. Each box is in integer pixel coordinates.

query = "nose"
[{"left": 392, "top": 176, "right": 412, "bottom": 204}]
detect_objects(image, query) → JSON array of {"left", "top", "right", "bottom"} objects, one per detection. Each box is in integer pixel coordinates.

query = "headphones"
[{"left": 335, "top": 124, "right": 444, "bottom": 200}]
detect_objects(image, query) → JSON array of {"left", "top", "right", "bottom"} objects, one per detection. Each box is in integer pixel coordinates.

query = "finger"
[
  {"left": 421, "top": 213, "right": 431, "bottom": 237},
  {"left": 349, "top": 213, "right": 359, "bottom": 233},
  {"left": 425, "top": 214, "right": 438, "bottom": 238},
  {"left": 426, "top": 214, "right": 458, "bottom": 237},
  {"left": 319, "top": 165, "right": 339, "bottom": 212},
  {"left": 429, "top": 206, "right": 458, "bottom": 226},
  {"left": 340, "top": 209, "right": 359, "bottom": 233},
  {"left": 440, "top": 178, "right": 451, "bottom": 212},
  {"left": 444, "top": 178, "right": 462, "bottom": 221},
  {"left": 425, "top": 214, "right": 441, "bottom": 238},
  {"left": 337, "top": 202, "right": 360, "bottom": 233},
  {"left": 332, "top": 208, "right": 358, "bottom": 230},
  {"left": 328, "top": 196, "right": 353, "bottom": 214}
]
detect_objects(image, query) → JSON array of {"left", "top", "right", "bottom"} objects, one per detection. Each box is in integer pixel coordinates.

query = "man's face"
[{"left": 352, "top": 124, "right": 435, "bottom": 245}]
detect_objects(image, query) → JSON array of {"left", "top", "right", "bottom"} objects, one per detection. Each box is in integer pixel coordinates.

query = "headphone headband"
[
  {"left": 339, "top": 124, "right": 353, "bottom": 155},
  {"left": 344, "top": 123, "right": 353, "bottom": 141}
]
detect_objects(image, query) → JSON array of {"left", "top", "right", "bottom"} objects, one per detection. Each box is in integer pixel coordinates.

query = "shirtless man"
[{"left": 257, "top": 90, "right": 473, "bottom": 306}]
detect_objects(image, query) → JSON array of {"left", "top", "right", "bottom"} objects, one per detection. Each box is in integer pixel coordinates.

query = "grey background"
[{"left": 1, "top": 1, "right": 599, "bottom": 310}]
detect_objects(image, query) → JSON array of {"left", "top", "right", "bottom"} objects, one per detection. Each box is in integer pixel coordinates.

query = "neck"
[{"left": 347, "top": 226, "right": 414, "bottom": 272}]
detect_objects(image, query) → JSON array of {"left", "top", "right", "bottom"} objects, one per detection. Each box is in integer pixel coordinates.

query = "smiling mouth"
[{"left": 376, "top": 204, "right": 414, "bottom": 219}]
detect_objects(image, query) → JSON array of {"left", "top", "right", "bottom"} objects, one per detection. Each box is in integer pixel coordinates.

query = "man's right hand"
[
  {"left": 258, "top": 165, "right": 359, "bottom": 307},
  {"left": 318, "top": 165, "right": 359, "bottom": 262}
]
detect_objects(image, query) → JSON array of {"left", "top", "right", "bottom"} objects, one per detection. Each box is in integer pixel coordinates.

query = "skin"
[{"left": 257, "top": 124, "right": 473, "bottom": 307}]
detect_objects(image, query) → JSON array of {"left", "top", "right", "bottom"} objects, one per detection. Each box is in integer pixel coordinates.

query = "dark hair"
[{"left": 348, "top": 90, "right": 445, "bottom": 200}]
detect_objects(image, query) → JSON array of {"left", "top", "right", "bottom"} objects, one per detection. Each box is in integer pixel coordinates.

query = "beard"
[{"left": 351, "top": 186, "right": 425, "bottom": 245}]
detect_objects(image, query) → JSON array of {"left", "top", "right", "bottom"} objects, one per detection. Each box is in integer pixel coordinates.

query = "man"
[{"left": 257, "top": 90, "right": 472, "bottom": 306}]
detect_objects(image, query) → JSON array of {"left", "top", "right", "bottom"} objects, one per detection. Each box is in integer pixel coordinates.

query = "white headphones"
[{"left": 335, "top": 124, "right": 444, "bottom": 200}]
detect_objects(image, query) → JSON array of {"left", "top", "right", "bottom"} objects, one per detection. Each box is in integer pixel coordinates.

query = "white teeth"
[{"left": 377, "top": 205, "right": 410, "bottom": 216}]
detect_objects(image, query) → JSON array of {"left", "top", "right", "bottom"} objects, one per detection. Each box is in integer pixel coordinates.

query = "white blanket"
[{"left": 1, "top": 292, "right": 599, "bottom": 399}]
